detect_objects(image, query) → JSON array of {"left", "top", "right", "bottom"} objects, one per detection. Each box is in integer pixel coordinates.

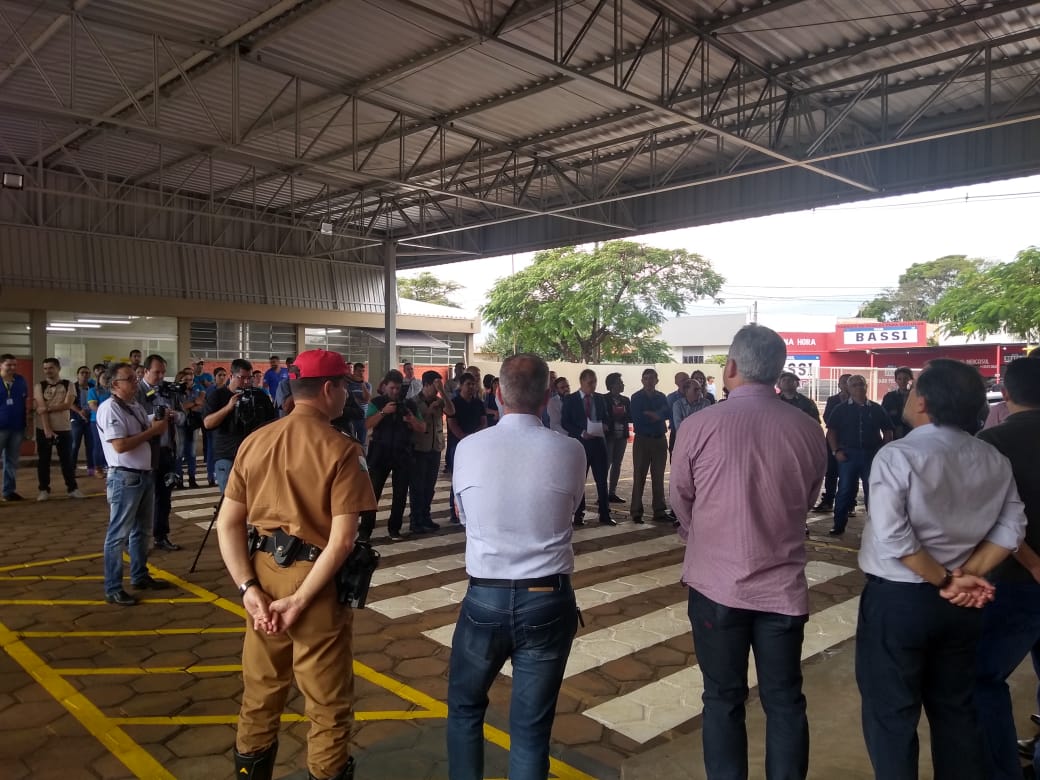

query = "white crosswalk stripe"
[
  {"left": 582, "top": 595, "right": 861, "bottom": 744},
  {"left": 174, "top": 471, "right": 860, "bottom": 746},
  {"left": 370, "top": 525, "right": 669, "bottom": 619}
]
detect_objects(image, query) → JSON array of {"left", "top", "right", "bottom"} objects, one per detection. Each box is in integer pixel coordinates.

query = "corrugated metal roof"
[{"left": 1, "top": 0, "right": 1039, "bottom": 267}]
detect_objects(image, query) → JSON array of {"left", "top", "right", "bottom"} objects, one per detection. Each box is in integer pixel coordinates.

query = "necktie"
[{"left": 584, "top": 394, "right": 592, "bottom": 419}]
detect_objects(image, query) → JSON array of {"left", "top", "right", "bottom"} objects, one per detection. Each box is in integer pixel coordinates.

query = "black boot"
[
  {"left": 233, "top": 740, "right": 277, "bottom": 780},
  {"left": 310, "top": 756, "right": 355, "bottom": 780}
]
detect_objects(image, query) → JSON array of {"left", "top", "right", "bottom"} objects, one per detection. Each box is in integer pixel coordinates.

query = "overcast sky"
[{"left": 399, "top": 173, "right": 1040, "bottom": 342}]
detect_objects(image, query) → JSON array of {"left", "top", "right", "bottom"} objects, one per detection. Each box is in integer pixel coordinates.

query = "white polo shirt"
[
  {"left": 453, "top": 413, "right": 586, "bottom": 579},
  {"left": 96, "top": 397, "right": 153, "bottom": 470}
]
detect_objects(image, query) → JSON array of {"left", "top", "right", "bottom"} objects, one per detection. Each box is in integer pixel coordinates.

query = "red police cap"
[{"left": 293, "top": 349, "right": 349, "bottom": 379}]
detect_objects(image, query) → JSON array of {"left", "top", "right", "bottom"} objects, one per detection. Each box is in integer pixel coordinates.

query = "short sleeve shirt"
[
  {"left": 37, "top": 380, "right": 74, "bottom": 432},
  {"left": 827, "top": 399, "right": 892, "bottom": 452},
  {"left": 449, "top": 394, "right": 486, "bottom": 441},
  {"left": 225, "top": 404, "right": 377, "bottom": 548},
  {"left": 96, "top": 397, "right": 153, "bottom": 470}
]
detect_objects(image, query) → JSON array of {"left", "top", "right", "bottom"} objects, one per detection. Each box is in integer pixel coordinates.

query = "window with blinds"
[
  {"left": 303, "top": 328, "right": 372, "bottom": 365},
  {"left": 190, "top": 320, "right": 297, "bottom": 361},
  {"left": 399, "top": 332, "right": 467, "bottom": 366}
]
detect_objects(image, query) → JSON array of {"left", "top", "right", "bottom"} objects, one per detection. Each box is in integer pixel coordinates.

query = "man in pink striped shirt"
[{"left": 671, "top": 323, "right": 827, "bottom": 780}]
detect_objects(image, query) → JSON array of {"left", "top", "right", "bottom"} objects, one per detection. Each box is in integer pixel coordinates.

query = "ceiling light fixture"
[
  {"left": 49, "top": 322, "right": 100, "bottom": 328},
  {"left": 77, "top": 318, "right": 131, "bottom": 325},
  {"left": 1, "top": 172, "right": 24, "bottom": 190},
  {"left": 46, "top": 326, "right": 75, "bottom": 332},
  {"left": 320, "top": 222, "right": 334, "bottom": 235}
]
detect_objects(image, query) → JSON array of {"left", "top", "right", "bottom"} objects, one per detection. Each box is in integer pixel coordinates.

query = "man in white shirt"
[
  {"left": 97, "top": 363, "right": 171, "bottom": 606},
  {"left": 546, "top": 376, "right": 569, "bottom": 434},
  {"left": 856, "top": 358, "right": 1026, "bottom": 779},
  {"left": 401, "top": 362, "right": 423, "bottom": 400},
  {"left": 448, "top": 354, "right": 586, "bottom": 780}
]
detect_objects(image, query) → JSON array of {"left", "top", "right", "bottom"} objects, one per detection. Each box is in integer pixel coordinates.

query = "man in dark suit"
[{"left": 561, "top": 369, "right": 615, "bottom": 527}]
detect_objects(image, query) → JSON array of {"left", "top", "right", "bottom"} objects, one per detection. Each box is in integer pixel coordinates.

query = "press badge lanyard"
[{"left": 3, "top": 380, "right": 12, "bottom": 406}]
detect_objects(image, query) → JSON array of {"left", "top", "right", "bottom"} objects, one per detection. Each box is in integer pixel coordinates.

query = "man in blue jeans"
[
  {"left": 95, "top": 363, "right": 171, "bottom": 606},
  {"left": 825, "top": 374, "right": 893, "bottom": 535},
  {"left": 0, "top": 354, "right": 29, "bottom": 501},
  {"left": 448, "top": 354, "right": 586, "bottom": 780},
  {"left": 202, "top": 359, "right": 277, "bottom": 495},
  {"left": 975, "top": 356, "right": 1040, "bottom": 779}
]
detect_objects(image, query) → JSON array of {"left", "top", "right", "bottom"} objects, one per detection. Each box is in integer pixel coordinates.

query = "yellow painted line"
[
  {"left": 1, "top": 575, "right": 105, "bottom": 581},
  {"left": 0, "top": 598, "right": 206, "bottom": 606},
  {"left": 110, "top": 710, "right": 444, "bottom": 726},
  {"left": 0, "top": 619, "right": 175, "bottom": 780},
  {"left": 18, "top": 627, "right": 245, "bottom": 638},
  {"left": 0, "top": 552, "right": 103, "bottom": 572},
  {"left": 56, "top": 664, "right": 243, "bottom": 676},
  {"left": 145, "top": 559, "right": 599, "bottom": 780}
]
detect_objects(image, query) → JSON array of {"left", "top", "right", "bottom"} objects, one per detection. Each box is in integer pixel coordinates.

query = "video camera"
[
  {"left": 155, "top": 379, "right": 188, "bottom": 398},
  {"left": 233, "top": 386, "right": 272, "bottom": 433}
]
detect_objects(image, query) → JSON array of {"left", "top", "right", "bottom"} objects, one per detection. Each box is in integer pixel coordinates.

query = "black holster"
[
  {"left": 247, "top": 525, "right": 262, "bottom": 559},
  {"left": 334, "top": 541, "right": 380, "bottom": 608}
]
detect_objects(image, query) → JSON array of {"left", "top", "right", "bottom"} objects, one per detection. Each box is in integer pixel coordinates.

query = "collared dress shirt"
[
  {"left": 670, "top": 383, "right": 827, "bottom": 616},
  {"left": 859, "top": 423, "right": 1026, "bottom": 582},
  {"left": 453, "top": 414, "right": 586, "bottom": 579}
]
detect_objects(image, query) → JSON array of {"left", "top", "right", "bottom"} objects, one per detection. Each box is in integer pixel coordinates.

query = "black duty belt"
[
  {"left": 257, "top": 532, "right": 322, "bottom": 563},
  {"left": 469, "top": 574, "right": 569, "bottom": 590}
]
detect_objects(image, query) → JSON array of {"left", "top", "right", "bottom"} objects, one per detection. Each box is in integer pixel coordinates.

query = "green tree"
[
  {"left": 397, "top": 271, "right": 463, "bottom": 308},
  {"left": 932, "top": 246, "right": 1040, "bottom": 341},
  {"left": 481, "top": 241, "right": 724, "bottom": 364},
  {"left": 479, "top": 329, "right": 557, "bottom": 361},
  {"left": 857, "top": 255, "right": 983, "bottom": 321}
]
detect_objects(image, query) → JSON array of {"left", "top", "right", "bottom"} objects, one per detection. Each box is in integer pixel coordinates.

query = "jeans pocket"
[
  {"left": 521, "top": 612, "right": 575, "bottom": 661},
  {"left": 459, "top": 611, "right": 505, "bottom": 662}
]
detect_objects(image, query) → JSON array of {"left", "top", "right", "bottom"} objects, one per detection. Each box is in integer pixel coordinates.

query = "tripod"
[{"left": 189, "top": 495, "right": 223, "bottom": 574}]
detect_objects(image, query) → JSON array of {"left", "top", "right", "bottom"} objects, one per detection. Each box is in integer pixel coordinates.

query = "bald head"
[{"left": 498, "top": 354, "right": 550, "bottom": 415}]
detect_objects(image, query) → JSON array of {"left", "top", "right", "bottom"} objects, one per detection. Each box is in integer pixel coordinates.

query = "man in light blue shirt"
[
  {"left": 857, "top": 358, "right": 1026, "bottom": 780},
  {"left": 448, "top": 354, "right": 586, "bottom": 780}
]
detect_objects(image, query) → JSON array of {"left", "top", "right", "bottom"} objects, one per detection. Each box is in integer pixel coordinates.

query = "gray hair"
[
  {"left": 498, "top": 353, "right": 550, "bottom": 414},
  {"left": 728, "top": 324, "right": 787, "bottom": 385}
]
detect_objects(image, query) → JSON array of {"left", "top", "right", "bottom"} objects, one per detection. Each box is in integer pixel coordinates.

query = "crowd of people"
[{"left": 2, "top": 336, "right": 1038, "bottom": 780}]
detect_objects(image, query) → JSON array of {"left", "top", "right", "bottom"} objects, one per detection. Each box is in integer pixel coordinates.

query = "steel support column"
[{"left": 383, "top": 240, "right": 397, "bottom": 372}]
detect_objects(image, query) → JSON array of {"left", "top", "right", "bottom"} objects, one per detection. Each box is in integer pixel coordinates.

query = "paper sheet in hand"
[{"left": 586, "top": 420, "right": 605, "bottom": 438}]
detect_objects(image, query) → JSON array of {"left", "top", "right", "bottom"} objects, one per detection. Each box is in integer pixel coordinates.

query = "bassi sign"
[{"left": 842, "top": 326, "right": 919, "bottom": 346}]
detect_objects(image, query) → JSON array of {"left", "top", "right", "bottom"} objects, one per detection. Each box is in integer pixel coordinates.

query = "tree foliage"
[
  {"left": 481, "top": 241, "right": 724, "bottom": 364},
  {"left": 932, "top": 247, "right": 1040, "bottom": 341},
  {"left": 857, "top": 255, "right": 983, "bottom": 321},
  {"left": 397, "top": 271, "right": 463, "bottom": 308}
]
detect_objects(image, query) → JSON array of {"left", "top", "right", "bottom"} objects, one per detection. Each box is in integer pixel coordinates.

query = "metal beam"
[{"left": 0, "top": 0, "right": 91, "bottom": 91}]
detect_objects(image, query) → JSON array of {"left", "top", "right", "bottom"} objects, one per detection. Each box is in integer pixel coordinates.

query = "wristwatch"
[{"left": 238, "top": 578, "right": 260, "bottom": 596}]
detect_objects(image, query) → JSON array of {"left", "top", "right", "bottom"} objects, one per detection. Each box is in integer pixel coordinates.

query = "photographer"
[
  {"left": 136, "top": 354, "right": 185, "bottom": 552},
  {"left": 357, "top": 370, "right": 425, "bottom": 542},
  {"left": 203, "top": 358, "right": 278, "bottom": 495},
  {"left": 409, "top": 371, "right": 454, "bottom": 534}
]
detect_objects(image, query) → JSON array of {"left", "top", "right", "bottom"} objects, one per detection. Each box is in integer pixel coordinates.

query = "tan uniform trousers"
[{"left": 238, "top": 551, "right": 354, "bottom": 778}]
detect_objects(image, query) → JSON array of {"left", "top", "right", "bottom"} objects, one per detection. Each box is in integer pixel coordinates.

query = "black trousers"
[
  {"left": 359, "top": 454, "right": 410, "bottom": 538},
  {"left": 856, "top": 576, "right": 985, "bottom": 780},
  {"left": 153, "top": 447, "right": 175, "bottom": 540},
  {"left": 409, "top": 449, "right": 440, "bottom": 528},
  {"left": 36, "top": 428, "right": 77, "bottom": 492},
  {"left": 576, "top": 437, "right": 610, "bottom": 522}
]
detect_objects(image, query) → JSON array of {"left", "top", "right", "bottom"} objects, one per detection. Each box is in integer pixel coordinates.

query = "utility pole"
[{"left": 752, "top": 301, "right": 758, "bottom": 323}]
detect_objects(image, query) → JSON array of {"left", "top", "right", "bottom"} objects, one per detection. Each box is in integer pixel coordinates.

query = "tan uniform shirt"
[{"left": 225, "top": 403, "right": 377, "bottom": 548}]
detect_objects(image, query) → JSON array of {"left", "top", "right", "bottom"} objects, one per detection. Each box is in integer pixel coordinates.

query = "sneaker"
[
  {"left": 36, "top": 490, "right": 49, "bottom": 502},
  {"left": 131, "top": 575, "right": 172, "bottom": 591},
  {"left": 68, "top": 489, "right": 86, "bottom": 499},
  {"left": 811, "top": 502, "right": 833, "bottom": 513},
  {"left": 608, "top": 494, "right": 626, "bottom": 504},
  {"left": 631, "top": 517, "right": 645, "bottom": 524},
  {"left": 408, "top": 525, "right": 428, "bottom": 535},
  {"left": 387, "top": 532, "right": 405, "bottom": 542},
  {"left": 827, "top": 528, "right": 845, "bottom": 536},
  {"left": 153, "top": 537, "right": 181, "bottom": 551},
  {"left": 848, "top": 507, "right": 858, "bottom": 517},
  {"left": 105, "top": 589, "right": 138, "bottom": 606},
  {"left": 421, "top": 521, "right": 441, "bottom": 532},
  {"left": 3, "top": 492, "right": 24, "bottom": 501}
]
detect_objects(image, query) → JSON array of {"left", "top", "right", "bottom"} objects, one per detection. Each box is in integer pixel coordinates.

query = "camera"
[
  {"left": 233, "top": 387, "right": 269, "bottom": 432},
  {"left": 157, "top": 379, "right": 188, "bottom": 397},
  {"left": 162, "top": 471, "right": 179, "bottom": 488}
]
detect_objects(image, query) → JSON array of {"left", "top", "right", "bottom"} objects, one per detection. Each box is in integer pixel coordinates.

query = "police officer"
[
  {"left": 358, "top": 369, "right": 426, "bottom": 542},
  {"left": 216, "top": 350, "right": 377, "bottom": 780}
]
